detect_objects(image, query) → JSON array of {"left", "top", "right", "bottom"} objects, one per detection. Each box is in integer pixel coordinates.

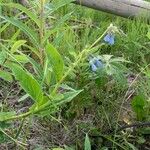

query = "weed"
[{"left": 0, "top": 0, "right": 150, "bottom": 149}]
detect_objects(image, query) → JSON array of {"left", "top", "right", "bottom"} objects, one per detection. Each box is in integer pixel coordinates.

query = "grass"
[{"left": 0, "top": 0, "right": 150, "bottom": 149}]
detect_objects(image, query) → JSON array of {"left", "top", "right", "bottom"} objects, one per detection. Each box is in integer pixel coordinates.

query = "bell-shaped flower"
[
  {"left": 104, "top": 33, "right": 115, "bottom": 45},
  {"left": 91, "top": 63, "right": 97, "bottom": 72},
  {"left": 89, "top": 57, "right": 104, "bottom": 72}
]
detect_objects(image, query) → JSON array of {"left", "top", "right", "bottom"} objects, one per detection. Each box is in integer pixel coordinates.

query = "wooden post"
[{"left": 74, "top": 0, "right": 150, "bottom": 20}]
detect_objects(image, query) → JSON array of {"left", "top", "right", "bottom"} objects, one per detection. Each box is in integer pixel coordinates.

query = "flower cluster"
[
  {"left": 89, "top": 57, "right": 104, "bottom": 72},
  {"left": 103, "top": 23, "right": 125, "bottom": 45}
]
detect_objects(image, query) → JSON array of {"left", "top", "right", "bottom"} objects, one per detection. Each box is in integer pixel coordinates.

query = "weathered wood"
[{"left": 75, "top": 0, "right": 150, "bottom": 20}]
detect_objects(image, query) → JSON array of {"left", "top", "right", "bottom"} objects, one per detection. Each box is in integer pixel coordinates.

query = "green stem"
[
  {"left": 0, "top": 127, "right": 27, "bottom": 148},
  {"left": 4, "top": 25, "right": 110, "bottom": 122},
  {"left": 4, "top": 111, "right": 31, "bottom": 121},
  {"left": 39, "top": 0, "right": 45, "bottom": 65},
  {"left": 98, "top": 134, "right": 126, "bottom": 150},
  {"left": 15, "top": 118, "right": 25, "bottom": 139},
  {"left": 89, "top": 29, "right": 108, "bottom": 49},
  {"left": 51, "top": 27, "right": 109, "bottom": 95},
  {"left": 51, "top": 48, "right": 87, "bottom": 95},
  {"left": 112, "top": 63, "right": 150, "bottom": 149}
]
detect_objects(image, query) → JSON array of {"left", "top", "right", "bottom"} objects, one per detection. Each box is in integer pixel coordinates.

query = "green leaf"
[
  {"left": 0, "top": 16, "right": 39, "bottom": 47},
  {"left": 11, "top": 29, "right": 21, "bottom": 41},
  {"left": 84, "top": 134, "right": 91, "bottom": 150},
  {"left": 0, "top": 122, "right": 10, "bottom": 129},
  {"left": 54, "top": 90, "right": 83, "bottom": 105},
  {"left": 110, "top": 57, "right": 130, "bottom": 63},
  {"left": 0, "top": 3, "right": 40, "bottom": 27},
  {"left": 43, "top": 13, "right": 72, "bottom": 44},
  {"left": 0, "top": 112, "right": 16, "bottom": 122},
  {"left": 52, "top": 148, "right": 64, "bottom": 150},
  {"left": 0, "top": 70, "right": 13, "bottom": 82},
  {"left": 18, "top": 94, "right": 29, "bottom": 102},
  {"left": 46, "top": 43, "right": 64, "bottom": 81},
  {"left": 0, "top": 51, "right": 6, "bottom": 65},
  {"left": 64, "top": 146, "right": 75, "bottom": 150},
  {"left": 37, "top": 89, "right": 82, "bottom": 117},
  {"left": 42, "top": 59, "right": 52, "bottom": 85},
  {"left": 51, "top": 0, "right": 75, "bottom": 13},
  {"left": 11, "top": 40, "right": 26, "bottom": 53},
  {"left": 0, "top": 122, "right": 10, "bottom": 142},
  {"left": 147, "top": 31, "right": 150, "bottom": 40},
  {"left": 60, "top": 84, "right": 75, "bottom": 91},
  {"left": 9, "top": 63, "right": 44, "bottom": 105},
  {"left": 13, "top": 54, "right": 29, "bottom": 63},
  {"left": 137, "top": 137, "right": 146, "bottom": 144},
  {"left": 100, "top": 147, "right": 109, "bottom": 150},
  {"left": 28, "top": 57, "right": 43, "bottom": 77},
  {"left": 131, "top": 95, "right": 146, "bottom": 121},
  {"left": 139, "top": 128, "right": 150, "bottom": 135},
  {"left": 126, "top": 142, "right": 138, "bottom": 150},
  {"left": 55, "top": 12, "right": 72, "bottom": 28}
]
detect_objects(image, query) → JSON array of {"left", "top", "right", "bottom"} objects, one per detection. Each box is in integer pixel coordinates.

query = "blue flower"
[
  {"left": 91, "top": 63, "right": 97, "bottom": 72},
  {"left": 104, "top": 34, "right": 115, "bottom": 45},
  {"left": 89, "top": 57, "right": 104, "bottom": 72},
  {"left": 95, "top": 58, "right": 103, "bottom": 68}
]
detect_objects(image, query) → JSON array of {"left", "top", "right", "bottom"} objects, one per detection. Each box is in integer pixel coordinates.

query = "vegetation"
[{"left": 0, "top": 0, "right": 150, "bottom": 149}]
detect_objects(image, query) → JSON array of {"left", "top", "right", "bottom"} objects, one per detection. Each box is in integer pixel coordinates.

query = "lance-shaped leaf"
[
  {"left": 46, "top": 43, "right": 64, "bottom": 82},
  {"left": 0, "top": 3, "right": 40, "bottom": 27},
  {"left": 84, "top": 134, "right": 91, "bottom": 150},
  {"left": 0, "top": 70, "right": 13, "bottom": 82},
  {"left": 0, "top": 16, "right": 39, "bottom": 47},
  {"left": 131, "top": 95, "right": 146, "bottom": 121},
  {"left": 9, "top": 63, "right": 44, "bottom": 104},
  {"left": 11, "top": 40, "right": 26, "bottom": 53},
  {"left": 54, "top": 89, "right": 83, "bottom": 105},
  {"left": 0, "top": 112, "right": 16, "bottom": 122},
  {"left": 51, "top": 0, "right": 75, "bottom": 13}
]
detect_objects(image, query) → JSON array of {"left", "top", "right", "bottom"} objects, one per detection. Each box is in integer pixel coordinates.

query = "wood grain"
[{"left": 75, "top": 0, "right": 150, "bottom": 20}]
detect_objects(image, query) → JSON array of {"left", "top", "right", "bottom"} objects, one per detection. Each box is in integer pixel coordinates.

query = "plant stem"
[
  {"left": 0, "top": 127, "right": 27, "bottom": 148},
  {"left": 51, "top": 48, "right": 88, "bottom": 95},
  {"left": 90, "top": 133, "right": 126, "bottom": 150},
  {"left": 112, "top": 63, "right": 150, "bottom": 149},
  {"left": 51, "top": 27, "right": 109, "bottom": 95},
  {"left": 4, "top": 111, "right": 31, "bottom": 121},
  {"left": 4, "top": 24, "right": 110, "bottom": 122},
  {"left": 39, "top": 0, "right": 45, "bottom": 65},
  {"left": 15, "top": 118, "right": 25, "bottom": 139}
]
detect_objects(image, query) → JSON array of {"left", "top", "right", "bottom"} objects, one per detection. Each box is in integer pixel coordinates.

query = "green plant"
[
  {"left": 0, "top": 0, "right": 149, "bottom": 149},
  {"left": 131, "top": 95, "right": 147, "bottom": 121},
  {"left": 84, "top": 134, "right": 91, "bottom": 150},
  {"left": 0, "top": 0, "right": 83, "bottom": 121},
  {"left": 0, "top": 0, "right": 126, "bottom": 128},
  {"left": 0, "top": 1, "right": 130, "bottom": 147}
]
